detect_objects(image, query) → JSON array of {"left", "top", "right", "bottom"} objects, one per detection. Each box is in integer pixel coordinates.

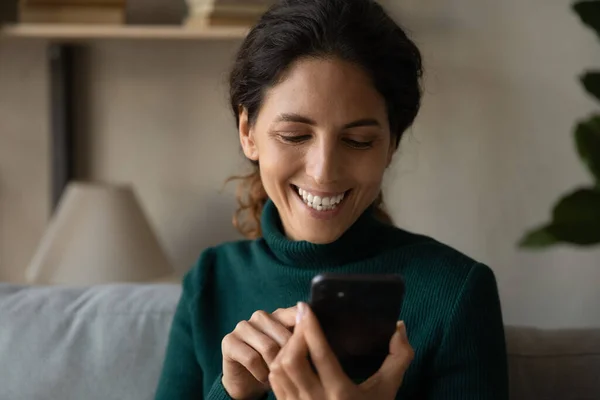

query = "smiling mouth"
[{"left": 292, "top": 185, "right": 350, "bottom": 212}]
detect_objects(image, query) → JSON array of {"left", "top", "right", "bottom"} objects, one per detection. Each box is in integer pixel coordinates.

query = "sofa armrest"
[{"left": 505, "top": 325, "right": 600, "bottom": 400}]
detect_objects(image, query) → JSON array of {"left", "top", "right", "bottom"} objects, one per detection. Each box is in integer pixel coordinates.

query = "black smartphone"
[{"left": 308, "top": 273, "right": 406, "bottom": 381}]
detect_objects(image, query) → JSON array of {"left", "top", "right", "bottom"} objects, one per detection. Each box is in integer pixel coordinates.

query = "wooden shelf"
[{"left": 0, "top": 23, "right": 249, "bottom": 41}]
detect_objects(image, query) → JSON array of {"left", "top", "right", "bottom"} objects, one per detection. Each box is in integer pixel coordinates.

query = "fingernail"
[
  {"left": 397, "top": 321, "right": 407, "bottom": 340},
  {"left": 296, "top": 302, "right": 306, "bottom": 324}
]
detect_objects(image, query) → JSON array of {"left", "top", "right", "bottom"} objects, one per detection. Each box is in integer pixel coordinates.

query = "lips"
[{"left": 294, "top": 185, "right": 347, "bottom": 211}]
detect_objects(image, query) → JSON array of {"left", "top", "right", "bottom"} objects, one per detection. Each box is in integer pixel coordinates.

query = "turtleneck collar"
[{"left": 260, "top": 199, "right": 392, "bottom": 268}]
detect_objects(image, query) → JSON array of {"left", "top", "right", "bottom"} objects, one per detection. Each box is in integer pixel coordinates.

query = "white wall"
[
  {"left": 74, "top": 40, "right": 246, "bottom": 273},
  {"left": 0, "top": 0, "right": 598, "bottom": 328},
  {"left": 0, "top": 40, "right": 50, "bottom": 284},
  {"left": 384, "top": 0, "right": 600, "bottom": 328}
]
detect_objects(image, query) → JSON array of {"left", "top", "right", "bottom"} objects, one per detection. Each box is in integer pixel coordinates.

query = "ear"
[{"left": 238, "top": 106, "right": 259, "bottom": 162}]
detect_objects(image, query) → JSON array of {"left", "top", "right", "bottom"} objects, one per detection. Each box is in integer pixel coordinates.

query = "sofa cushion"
[
  {"left": 506, "top": 326, "right": 600, "bottom": 400},
  {"left": 0, "top": 283, "right": 181, "bottom": 400},
  {"left": 2, "top": 284, "right": 599, "bottom": 400}
]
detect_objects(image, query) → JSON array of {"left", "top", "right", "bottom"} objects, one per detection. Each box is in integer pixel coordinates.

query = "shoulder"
[
  {"left": 385, "top": 225, "right": 476, "bottom": 267},
  {"left": 386, "top": 226, "right": 499, "bottom": 302},
  {"left": 182, "top": 239, "right": 257, "bottom": 292}
]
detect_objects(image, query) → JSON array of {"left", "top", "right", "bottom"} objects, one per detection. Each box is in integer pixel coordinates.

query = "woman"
[{"left": 155, "top": 0, "right": 508, "bottom": 399}]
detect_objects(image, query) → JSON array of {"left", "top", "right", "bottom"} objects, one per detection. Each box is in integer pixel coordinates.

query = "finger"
[
  {"left": 272, "top": 306, "right": 298, "bottom": 329},
  {"left": 249, "top": 310, "right": 293, "bottom": 348},
  {"left": 222, "top": 333, "right": 270, "bottom": 383},
  {"left": 270, "top": 349, "right": 299, "bottom": 400},
  {"left": 390, "top": 321, "right": 412, "bottom": 356},
  {"left": 269, "top": 371, "right": 297, "bottom": 399},
  {"left": 278, "top": 322, "right": 322, "bottom": 396},
  {"left": 270, "top": 378, "right": 288, "bottom": 400},
  {"left": 363, "top": 321, "right": 414, "bottom": 394},
  {"left": 234, "top": 320, "right": 282, "bottom": 366},
  {"left": 296, "top": 302, "right": 351, "bottom": 391}
]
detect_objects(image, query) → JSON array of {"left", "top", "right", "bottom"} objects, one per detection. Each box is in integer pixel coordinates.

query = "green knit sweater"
[{"left": 155, "top": 200, "right": 508, "bottom": 399}]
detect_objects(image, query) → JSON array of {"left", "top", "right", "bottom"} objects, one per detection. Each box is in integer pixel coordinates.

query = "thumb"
[
  {"left": 363, "top": 321, "right": 414, "bottom": 394},
  {"left": 389, "top": 321, "right": 412, "bottom": 358}
]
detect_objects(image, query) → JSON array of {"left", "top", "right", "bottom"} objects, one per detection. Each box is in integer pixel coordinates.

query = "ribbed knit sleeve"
[
  {"left": 206, "top": 374, "right": 236, "bottom": 400},
  {"left": 155, "top": 249, "right": 234, "bottom": 400},
  {"left": 426, "top": 263, "right": 509, "bottom": 399}
]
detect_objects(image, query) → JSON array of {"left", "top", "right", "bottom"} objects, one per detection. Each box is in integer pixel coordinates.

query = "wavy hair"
[{"left": 228, "top": 0, "right": 423, "bottom": 238}]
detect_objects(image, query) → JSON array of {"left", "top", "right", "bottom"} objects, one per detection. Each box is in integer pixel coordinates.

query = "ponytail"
[{"left": 228, "top": 169, "right": 268, "bottom": 239}]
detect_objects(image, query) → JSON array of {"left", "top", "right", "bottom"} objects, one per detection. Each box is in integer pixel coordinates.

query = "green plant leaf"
[
  {"left": 580, "top": 71, "right": 600, "bottom": 102},
  {"left": 519, "top": 225, "right": 559, "bottom": 248},
  {"left": 575, "top": 116, "right": 600, "bottom": 183},
  {"left": 573, "top": 1, "right": 600, "bottom": 38},
  {"left": 551, "top": 188, "right": 600, "bottom": 245},
  {"left": 553, "top": 187, "right": 600, "bottom": 218},
  {"left": 520, "top": 2, "right": 600, "bottom": 250},
  {"left": 520, "top": 188, "right": 600, "bottom": 248}
]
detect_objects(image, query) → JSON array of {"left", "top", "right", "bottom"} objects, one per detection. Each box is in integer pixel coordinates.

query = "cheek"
[
  {"left": 257, "top": 141, "right": 303, "bottom": 187},
  {"left": 262, "top": 143, "right": 295, "bottom": 168},
  {"left": 351, "top": 153, "right": 389, "bottom": 188}
]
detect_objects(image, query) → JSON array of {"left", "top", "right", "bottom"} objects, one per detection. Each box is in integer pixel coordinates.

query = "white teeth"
[{"left": 295, "top": 186, "right": 347, "bottom": 212}]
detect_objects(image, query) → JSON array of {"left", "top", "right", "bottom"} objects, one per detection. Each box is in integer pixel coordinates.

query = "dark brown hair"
[{"left": 229, "top": 0, "right": 423, "bottom": 238}]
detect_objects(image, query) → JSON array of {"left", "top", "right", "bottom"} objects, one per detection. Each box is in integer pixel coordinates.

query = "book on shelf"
[
  {"left": 21, "top": 0, "right": 125, "bottom": 5},
  {"left": 185, "top": 13, "right": 259, "bottom": 28},
  {"left": 186, "top": 0, "right": 273, "bottom": 8},
  {"left": 19, "top": 5, "right": 125, "bottom": 24},
  {"left": 1, "top": 1, "right": 18, "bottom": 23},
  {"left": 185, "top": 0, "right": 274, "bottom": 28},
  {"left": 188, "top": 4, "right": 272, "bottom": 16}
]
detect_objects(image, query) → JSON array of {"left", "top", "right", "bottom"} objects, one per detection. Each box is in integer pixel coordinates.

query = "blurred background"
[{"left": 0, "top": 0, "right": 598, "bottom": 329}]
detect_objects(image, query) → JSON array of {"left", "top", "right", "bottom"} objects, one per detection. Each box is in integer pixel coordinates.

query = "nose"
[{"left": 305, "top": 136, "right": 341, "bottom": 185}]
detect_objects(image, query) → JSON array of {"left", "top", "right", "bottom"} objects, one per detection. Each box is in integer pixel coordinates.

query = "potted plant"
[{"left": 520, "top": 1, "right": 600, "bottom": 248}]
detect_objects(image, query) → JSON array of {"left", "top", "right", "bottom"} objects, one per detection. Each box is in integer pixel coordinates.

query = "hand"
[
  {"left": 222, "top": 306, "right": 298, "bottom": 400},
  {"left": 269, "top": 302, "right": 414, "bottom": 400}
]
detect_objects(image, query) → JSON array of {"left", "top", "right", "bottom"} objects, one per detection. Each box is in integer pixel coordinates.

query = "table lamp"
[{"left": 26, "top": 182, "right": 175, "bottom": 285}]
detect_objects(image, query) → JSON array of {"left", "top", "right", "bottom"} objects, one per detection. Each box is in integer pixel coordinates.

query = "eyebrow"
[{"left": 275, "top": 113, "right": 381, "bottom": 130}]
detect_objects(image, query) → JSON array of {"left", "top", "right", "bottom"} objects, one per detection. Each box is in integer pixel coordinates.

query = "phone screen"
[{"left": 309, "top": 274, "right": 405, "bottom": 381}]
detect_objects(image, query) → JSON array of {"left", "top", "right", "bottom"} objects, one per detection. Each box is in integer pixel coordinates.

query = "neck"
[{"left": 260, "top": 199, "right": 393, "bottom": 268}]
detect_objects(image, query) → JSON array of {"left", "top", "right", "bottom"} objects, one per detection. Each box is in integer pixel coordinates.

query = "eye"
[
  {"left": 278, "top": 134, "right": 311, "bottom": 144},
  {"left": 344, "top": 138, "right": 373, "bottom": 149}
]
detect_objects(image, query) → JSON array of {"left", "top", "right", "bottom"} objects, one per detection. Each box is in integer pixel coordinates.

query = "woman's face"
[{"left": 239, "top": 57, "right": 394, "bottom": 244}]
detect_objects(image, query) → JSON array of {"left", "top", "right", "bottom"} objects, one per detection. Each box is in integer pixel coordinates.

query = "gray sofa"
[{"left": 0, "top": 283, "right": 598, "bottom": 400}]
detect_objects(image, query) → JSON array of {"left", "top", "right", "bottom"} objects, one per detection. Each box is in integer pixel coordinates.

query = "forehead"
[{"left": 259, "top": 57, "right": 387, "bottom": 123}]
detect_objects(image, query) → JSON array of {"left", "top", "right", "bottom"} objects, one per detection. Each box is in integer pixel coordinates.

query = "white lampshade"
[{"left": 26, "top": 182, "right": 174, "bottom": 285}]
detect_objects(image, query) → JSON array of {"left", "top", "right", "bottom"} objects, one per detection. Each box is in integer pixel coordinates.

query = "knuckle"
[
  {"left": 221, "top": 334, "right": 233, "bottom": 352},
  {"left": 250, "top": 310, "right": 269, "bottom": 324},
  {"left": 280, "top": 353, "right": 298, "bottom": 371},
  {"left": 252, "top": 309, "right": 269, "bottom": 319},
  {"left": 270, "top": 360, "right": 283, "bottom": 374},
  {"left": 235, "top": 320, "right": 249, "bottom": 332},
  {"left": 272, "top": 308, "right": 284, "bottom": 317}
]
